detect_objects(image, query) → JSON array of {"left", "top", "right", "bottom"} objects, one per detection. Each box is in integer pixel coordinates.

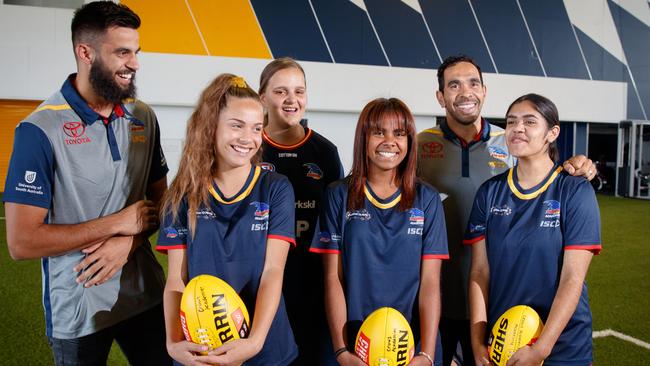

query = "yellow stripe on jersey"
[
  {"left": 422, "top": 128, "right": 443, "bottom": 135},
  {"left": 364, "top": 186, "right": 401, "bottom": 209},
  {"left": 209, "top": 166, "right": 261, "bottom": 204},
  {"left": 507, "top": 166, "right": 563, "bottom": 200},
  {"left": 35, "top": 104, "right": 71, "bottom": 113}
]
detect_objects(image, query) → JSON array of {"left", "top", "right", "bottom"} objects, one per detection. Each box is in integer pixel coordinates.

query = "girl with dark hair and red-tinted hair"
[{"left": 311, "top": 98, "right": 449, "bottom": 366}]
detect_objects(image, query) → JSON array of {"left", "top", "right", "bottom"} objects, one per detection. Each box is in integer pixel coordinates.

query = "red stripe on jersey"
[
  {"left": 268, "top": 234, "right": 297, "bottom": 247},
  {"left": 155, "top": 244, "right": 186, "bottom": 253},
  {"left": 309, "top": 247, "right": 340, "bottom": 254},
  {"left": 565, "top": 244, "right": 602, "bottom": 255},
  {"left": 423, "top": 254, "right": 450, "bottom": 260},
  {"left": 463, "top": 235, "right": 485, "bottom": 245},
  {"left": 263, "top": 128, "right": 313, "bottom": 150}
]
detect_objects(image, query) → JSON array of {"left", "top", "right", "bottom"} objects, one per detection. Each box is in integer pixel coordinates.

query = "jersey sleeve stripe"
[
  {"left": 309, "top": 247, "right": 340, "bottom": 254},
  {"left": 155, "top": 244, "right": 187, "bottom": 253},
  {"left": 268, "top": 234, "right": 297, "bottom": 247},
  {"left": 423, "top": 254, "right": 450, "bottom": 260},
  {"left": 463, "top": 235, "right": 485, "bottom": 245},
  {"left": 565, "top": 244, "right": 602, "bottom": 254}
]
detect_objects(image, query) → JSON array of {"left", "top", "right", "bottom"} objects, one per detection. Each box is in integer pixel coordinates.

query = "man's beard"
[{"left": 89, "top": 57, "right": 136, "bottom": 104}]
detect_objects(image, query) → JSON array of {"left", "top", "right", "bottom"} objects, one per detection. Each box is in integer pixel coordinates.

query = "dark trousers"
[
  {"left": 440, "top": 317, "right": 474, "bottom": 366},
  {"left": 48, "top": 303, "right": 171, "bottom": 366}
]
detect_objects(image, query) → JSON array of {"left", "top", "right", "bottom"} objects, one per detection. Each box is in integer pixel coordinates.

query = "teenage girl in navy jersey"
[
  {"left": 158, "top": 74, "right": 297, "bottom": 365},
  {"left": 467, "top": 94, "right": 601, "bottom": 366},
  {"left": 311, "top": 98, "right": 448, "bottom": 366}
]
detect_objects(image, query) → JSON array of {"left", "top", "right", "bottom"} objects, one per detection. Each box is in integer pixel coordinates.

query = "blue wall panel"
[
  {"left": 575, "top": 28, "right": 644, "bottom": 119},
  {"left": 469, "top": 0, "right": 544, "bottom": 76},
  {"left": 365, "top": 0, "right": 437, "bottom": 68},
  {"left": 250, "top": 0, "right": 331, "bottom": 62},
  {"left": 519, "top": 0, "right": 590, "bottom": 79},
  {"left": 419, "top": 0, "right": 495, "bottom": 72},
  {"left": 609, "top": 1, "right": 650, "bottom": 119},
  {"left": 310, "top": 0, "right": 388, "bottom": 66},
  {"left": 558, "top": 122, "right": 575, "bottom": 162}
]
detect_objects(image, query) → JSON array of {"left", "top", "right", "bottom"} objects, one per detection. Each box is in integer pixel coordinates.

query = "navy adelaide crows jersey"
[
  {"left": 157, "top": 166, "right": 298, "bottom": 366},
  {"left": 311, "top": 179, "right": 449, "bottom": 347},
  {"left": 464, "top": 165, "right": 601, "bottom": 365}
]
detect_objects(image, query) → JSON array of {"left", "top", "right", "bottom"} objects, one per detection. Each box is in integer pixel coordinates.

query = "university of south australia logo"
[{"left": 24, "top": 170, "right": 36, "bottom": 184}]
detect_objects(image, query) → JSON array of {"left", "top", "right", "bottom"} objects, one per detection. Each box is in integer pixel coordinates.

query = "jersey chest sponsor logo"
[
  {"left": 490, "top": 205, "right": 512, "bottom": 216},
  {"left": 488, "top": 146, "right": 508, "bottom": 160},
  {"left": 277, "top": 152, "right": 297, "bottom": 158},
  {"left": 196, "top": 209, "right": 216, "bottom": 220},
  {"left": 303, "top": 163, "right": 323, "bottom": 180},
  {"left": 346, "top": 209, "right": 371, "bottom": 221},
  {"left": 540, "top": 200, "right": 561, "bottom": 227},
  {"left": 420, "top": 141, "right": 444, "bottom": 159},
  {"left": 250, "top": 201, "right": 269, "bottom": 231},
  {"left": 295, "top": 200, "right": 316, "bottom": 209},
  {"left": 63, "top": 121, "right": 92, "bottom": 145},
  {"left": 259, "top": 162, "right": 275, "bottom": 171}
]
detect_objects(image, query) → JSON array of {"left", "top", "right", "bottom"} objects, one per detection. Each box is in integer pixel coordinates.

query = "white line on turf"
[{"left": 593, "top": 329, "right": 650, "bottom": 350}]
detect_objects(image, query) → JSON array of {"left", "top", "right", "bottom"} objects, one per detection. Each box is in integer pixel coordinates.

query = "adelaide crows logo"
[
  {"left": 488, "top": 146, "right": 508, "bottom": 160},
  {"left": 543, "top": 200, "right": 561, "bottom": 218},
  {"left": 409, "top": 208, "right": 425, "bottom": 226},
  {"left": 303, "top": 163, "right": 323, "bottom": 180},
  {"left": 250, "top": 201, "right": 270, "bottom": 220}
]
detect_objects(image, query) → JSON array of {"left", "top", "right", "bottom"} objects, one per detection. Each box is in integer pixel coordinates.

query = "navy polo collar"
[
  {"left": 440, "top": 117, "right": 491, "bottom": 146},
  {"left": 60, "top": 74, "right": 129, "bottom": 126}
]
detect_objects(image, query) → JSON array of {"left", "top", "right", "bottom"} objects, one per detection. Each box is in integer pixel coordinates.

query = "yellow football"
[
  {"left": 179, "top": 274, "right": 250, "bottom": 354},
  {"left": 488, "top": 305, "right": 544, "bottom": 366},
  {"left": 355, "top": 307, "right": 415, "bottom": 366}
]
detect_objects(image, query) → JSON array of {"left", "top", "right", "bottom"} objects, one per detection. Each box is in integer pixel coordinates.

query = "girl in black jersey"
[{"left": 259, "top": 58, "right": 344, "bottom": 364}]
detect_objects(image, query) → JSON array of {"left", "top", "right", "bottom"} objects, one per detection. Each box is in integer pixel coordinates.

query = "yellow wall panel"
[
  {"left": 0, "top": 100, "right": 41, "bottom": 193},
  {"left": 123, "top": 0, "right": 207, "bottom": 55},
  {"left": 188, "top": 0, "right": 271, "bottom": 58}
]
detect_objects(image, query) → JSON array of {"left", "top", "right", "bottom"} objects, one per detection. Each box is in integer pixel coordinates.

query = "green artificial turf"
[{"left": 1, "top": 194, "right": 648, "bottom": 365}]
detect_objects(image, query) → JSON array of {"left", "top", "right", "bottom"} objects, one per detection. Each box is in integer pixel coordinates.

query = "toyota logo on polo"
[
  {"left": 63, "top": 122, "right": 86, "bottom": 138},
  {"left": 422, "top": 141, "right": 443, "bottom": 153}
]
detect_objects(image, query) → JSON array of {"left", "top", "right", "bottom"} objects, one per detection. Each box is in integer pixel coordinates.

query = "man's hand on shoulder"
[{"left": 563, "top": 155, "right": 596, "bottom": 181}]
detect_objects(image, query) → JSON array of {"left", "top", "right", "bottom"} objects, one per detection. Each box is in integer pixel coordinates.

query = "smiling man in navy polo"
[{"left": 3, "top": 2, "right": 170, "bottom": 365}]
